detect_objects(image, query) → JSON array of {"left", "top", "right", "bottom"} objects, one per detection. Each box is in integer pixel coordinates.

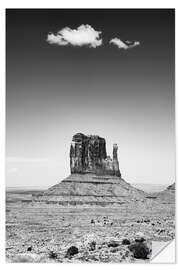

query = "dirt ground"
[{"left": 6, "top": 190, "right": 175, "bottom": 263}]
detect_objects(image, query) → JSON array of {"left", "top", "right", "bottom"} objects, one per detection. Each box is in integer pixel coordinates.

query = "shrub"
[
  {"left": 122, "top": 239, "right": 131, "bottom": 245},
  {"left": 89, "top": 241, "right": 96, "bottom": 251},
  {"left": 128, "top": 242, "right": 150, "bottom": 259},
  {"left": 65, "top": 246, "right": 79, "bottom": 259},
  {"left": 27, "top": 246, "right": 32, "bottom": 252},
  {"left": 48, "top": 250, "right": 58, "bottom": 259}
]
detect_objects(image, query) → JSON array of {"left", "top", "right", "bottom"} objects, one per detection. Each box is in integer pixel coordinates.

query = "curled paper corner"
[{"left": 151, "top": 240, "right": 175, "bottom": 263}]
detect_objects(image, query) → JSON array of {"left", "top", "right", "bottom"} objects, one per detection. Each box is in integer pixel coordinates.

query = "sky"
[{"left": 6, "top": 9, "right": 175, "bottom": 187}]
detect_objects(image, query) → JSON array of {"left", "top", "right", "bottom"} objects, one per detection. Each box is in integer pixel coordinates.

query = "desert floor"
[{"left": 6, "top": 189, "right": 175, "bottom": 263}]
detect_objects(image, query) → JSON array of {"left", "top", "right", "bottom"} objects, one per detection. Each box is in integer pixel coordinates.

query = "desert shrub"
[
  {"left": 128, "top": 242, "right": 150, "bottom": 259},
  {"left": 27, "top": 246, "right": 32, "bottom": 251},
  {"left": 110, "top": 247, "right": 119, "bottom": 253},
  {"left": 48, "top": 250, "right": 58, "bottom": 259},
  {"left": 89, "top": 241, "right": 96, "bottom": 251},
  {"left": 65, "top": 246, "right": 79, "bottom": 258},
  {"left": 122, "top": 239, "right": 131, "bottom": 245}
]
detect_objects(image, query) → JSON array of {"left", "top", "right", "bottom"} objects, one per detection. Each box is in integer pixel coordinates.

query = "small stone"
[
  {"left": 27, "top": 246, "right": 32, "bottom": 252},
  {"left": 107, "top": 240, "right": 119, "bottom": 248}
]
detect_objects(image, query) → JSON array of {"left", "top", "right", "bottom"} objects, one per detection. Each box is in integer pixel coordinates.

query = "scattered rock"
[
  {"left": 110, "top": 247, "right": 119, "bottom": 253},
  {"left": 144, "top": 219, "right": 150, "bottom": 223},
  {"left": 107, "top": 240, "right": 119, "bottom": 248}
]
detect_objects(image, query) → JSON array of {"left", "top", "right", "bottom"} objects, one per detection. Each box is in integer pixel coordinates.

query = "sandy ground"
[{"left": 6, "top": 190, "right": 175, "bottom": 263}]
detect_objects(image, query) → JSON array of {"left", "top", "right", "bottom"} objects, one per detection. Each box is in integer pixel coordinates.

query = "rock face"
[
  {"left": 35, "top": 133, "right": 148, "bottom": 206},
  {"left": 70, "top": 133, "right": 121, "bottom": 177}
]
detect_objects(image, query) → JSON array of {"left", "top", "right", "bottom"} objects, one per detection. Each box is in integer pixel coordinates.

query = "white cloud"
[
  {"left": 47, "top": 24, "right": 102, "bottom": 48},
  {"left": 110, "top": 38, "right": 140, "bottom": 50}
]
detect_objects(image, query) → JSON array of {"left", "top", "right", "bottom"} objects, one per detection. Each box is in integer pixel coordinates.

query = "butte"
[{"left": 35, "top": 133, "right": 146, "bottom": 206}]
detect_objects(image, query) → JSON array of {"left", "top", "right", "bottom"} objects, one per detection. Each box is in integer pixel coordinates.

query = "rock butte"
[
  {"left": 35, "top": 133, "right": 147, "bottom": 206},
  {"left": 70, "top": 133, "right": 121, "bottom": 177},
  {"left": 154, "top": 182, "right": 175, "bottom": 204}
]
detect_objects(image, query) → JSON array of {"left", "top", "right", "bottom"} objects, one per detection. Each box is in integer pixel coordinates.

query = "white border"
[{"left": 0, "top": 0, "right": 179, "bottom": 269}]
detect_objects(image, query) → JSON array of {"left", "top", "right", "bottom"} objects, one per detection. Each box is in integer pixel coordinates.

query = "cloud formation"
[
  {"left": 47, "top": 24, "right": 102, "bottom": 48},
  {"left": 109, "top": 38, "right": 140, "bottom": 50}
]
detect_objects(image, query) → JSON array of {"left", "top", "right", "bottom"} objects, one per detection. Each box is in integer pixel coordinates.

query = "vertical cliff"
[
  {"left": 113, "top": 144, "right": 121, "bottom": 177},
  {"left": 70, "top": 133, "right": 121, "bottom": 177}
]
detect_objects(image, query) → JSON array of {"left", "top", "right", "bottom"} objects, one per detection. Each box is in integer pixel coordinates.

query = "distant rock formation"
[
  {"left": 167, "top": 183, "right": 175, "bottom": 191},
  {"left": 70, "top": 133, "right": 121, "bottom": 177},
  {"left": 34, "top": 133, "right": 175, "bottom": 210},
  {"left": 151, "top": 182, "right": 175, "bottom": 204},
  {"left": 35, "top": 133, "right": 150, "bottom": 206}
]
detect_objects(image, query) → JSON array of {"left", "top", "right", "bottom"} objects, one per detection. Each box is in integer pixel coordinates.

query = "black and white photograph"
[{"left": 5, "top": 8, "right": 175, "bottom": 263}]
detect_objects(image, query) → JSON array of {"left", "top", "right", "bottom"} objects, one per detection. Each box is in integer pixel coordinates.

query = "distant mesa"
[
  {"left": 150, "top": 182, "right": 175, "bottom": 204},
  {"left": 166, "top": 183, "right": 175, "bottom": 191},
  {"left": 70, "top": 133, "right": 121, "bottom": 177}
]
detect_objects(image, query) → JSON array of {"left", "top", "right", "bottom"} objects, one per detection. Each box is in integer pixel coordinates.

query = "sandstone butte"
[
  {"left": 69, "top": 133, "right": 121, "bottom": 177},
  {"left": 34, "top": 133, "right": 151, "bottom": 206},
  {"left": 154, "top": 183, "right": 175, "bottom": 204}
]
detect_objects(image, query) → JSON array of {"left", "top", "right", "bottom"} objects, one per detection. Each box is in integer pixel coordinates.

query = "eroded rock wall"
[{"left": 70, "top": 133, "right": 121, "bottom": 177}]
